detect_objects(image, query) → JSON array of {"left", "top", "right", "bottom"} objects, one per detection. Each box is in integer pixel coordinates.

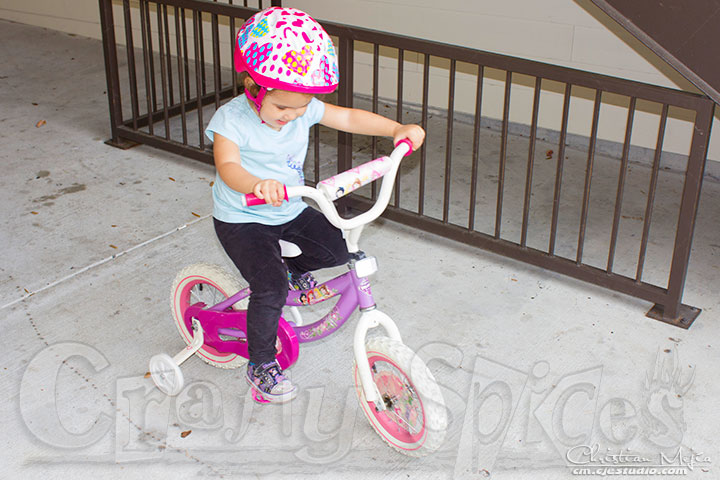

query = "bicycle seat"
[{"left": 279, "top": 239, "right": 302, "bottom": 258}]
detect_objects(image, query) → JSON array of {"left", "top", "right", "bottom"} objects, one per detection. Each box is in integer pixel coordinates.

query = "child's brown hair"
[{"left": 239, "top": 71, "right": 260, "bottom": 97}]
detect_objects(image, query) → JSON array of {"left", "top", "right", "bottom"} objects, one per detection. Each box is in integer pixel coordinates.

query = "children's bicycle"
[{"left": 148, "top": 140, "right": 447, "bottom": 456}]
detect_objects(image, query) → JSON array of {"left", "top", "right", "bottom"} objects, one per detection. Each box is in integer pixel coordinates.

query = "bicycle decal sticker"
[
  {"left": 358, "top": 278, "right": 372, "bottom": 297},
  {"left": 299, "top": 306, "right": 341, "bottom": 340},
  {"left": 299, "top": 285, "right": 335, "bottom": 305}
]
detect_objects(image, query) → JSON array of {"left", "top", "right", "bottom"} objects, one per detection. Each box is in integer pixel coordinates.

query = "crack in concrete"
[{"left": 1, "top": 214, "right": 212, "bottom": 311}]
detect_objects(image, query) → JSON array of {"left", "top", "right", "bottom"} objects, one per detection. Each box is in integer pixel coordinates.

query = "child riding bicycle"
[{"left": 205, "top": 6, "right": 424, "bottom": 404}]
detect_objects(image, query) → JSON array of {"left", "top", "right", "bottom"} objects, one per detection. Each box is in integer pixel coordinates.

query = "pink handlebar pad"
[
  {"left": 318, "top": 156, "right": 393, "bottom": 200},
  {"left": 243, "top": 141, "right": 411, "bottom": 206},
  {"left": 242, "top": 185, "right": 288, "bottom": 206}
]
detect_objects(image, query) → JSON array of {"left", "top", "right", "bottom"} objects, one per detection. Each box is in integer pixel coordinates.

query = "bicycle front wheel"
[{"left": 353, "top": 336, "right": 447, "bottom": 456}]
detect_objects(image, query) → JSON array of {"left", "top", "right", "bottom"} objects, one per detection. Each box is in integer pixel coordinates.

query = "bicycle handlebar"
[
  {"left": 240, "top": 139, "right": 412, "bottom": 231},
  {"left": 243, "top": 185, "right": 289, "bottom": 207}
]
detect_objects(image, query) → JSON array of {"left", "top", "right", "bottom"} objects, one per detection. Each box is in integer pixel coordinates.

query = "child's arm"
[
  {"left": 320, "top": 103, "right": 425, "bottom": 150},
  {"left": 213, "top": 133, "right": 287, "bottom": 206}
]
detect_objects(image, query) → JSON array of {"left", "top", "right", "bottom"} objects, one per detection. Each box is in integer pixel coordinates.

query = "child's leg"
[
  {"left": 281, "top": 207, "right": 350, "bottom": 274},
  {"left": 213, "top": 218, "right": 287, "bottom": 366}
]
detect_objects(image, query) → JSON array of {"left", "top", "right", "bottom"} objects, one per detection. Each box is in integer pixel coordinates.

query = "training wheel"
[{"left": 149, "top": 353, "right": 185, "bottom": 396}]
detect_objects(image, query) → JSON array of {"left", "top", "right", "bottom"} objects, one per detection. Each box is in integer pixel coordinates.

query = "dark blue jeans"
[{"left": 214, "top": 207, "right": 349, "bottom": 365}]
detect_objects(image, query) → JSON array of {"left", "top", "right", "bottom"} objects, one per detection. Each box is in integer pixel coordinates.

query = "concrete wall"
[{"left": 2, "top": 0, "right": 717, "bottom": 163}]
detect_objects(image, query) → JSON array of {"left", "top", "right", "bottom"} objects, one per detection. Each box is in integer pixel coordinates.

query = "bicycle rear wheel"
[
  {"left": 353, "top": 336, "right": 447, "bottom": 456},
  {"left": 171, "top": 263, "right": 249, "bottom": 369}
]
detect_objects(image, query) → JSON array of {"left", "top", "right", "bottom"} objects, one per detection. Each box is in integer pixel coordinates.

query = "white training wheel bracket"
[{"left": 149, "top": 318, "right": 205, "bottom": 396}]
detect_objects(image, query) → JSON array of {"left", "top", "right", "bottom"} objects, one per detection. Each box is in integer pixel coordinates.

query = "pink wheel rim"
[
  {"left": 176, "top": 277, "right": 237, "bottom": 362},
  {"left": 365, "top": 353, "right": 426, "bottom": 446}
]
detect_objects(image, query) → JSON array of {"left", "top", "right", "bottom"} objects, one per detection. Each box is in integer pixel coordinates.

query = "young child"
[{"left": 205, "top": 6, "right": 424, "bottom": 404}]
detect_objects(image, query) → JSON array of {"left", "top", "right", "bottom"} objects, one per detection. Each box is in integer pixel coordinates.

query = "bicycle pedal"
[
  {"left": 249, "top": 387, "right": 297, "bottom": 404},
  {"left": 250, "top": 388, "right": 272, "bottom": 404}
]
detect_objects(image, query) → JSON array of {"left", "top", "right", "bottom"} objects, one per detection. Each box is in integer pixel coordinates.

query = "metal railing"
[{"left": 99, "top": 0, "right": 715, "bottom": 328}]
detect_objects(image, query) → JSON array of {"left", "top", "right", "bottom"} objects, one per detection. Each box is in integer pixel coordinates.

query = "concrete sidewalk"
[{"left": 1, "top": 19, "right": 718, "bottom": 479}]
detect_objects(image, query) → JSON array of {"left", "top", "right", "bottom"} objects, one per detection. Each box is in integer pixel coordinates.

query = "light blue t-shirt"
[{"left": 205, "top": 95, "right": 325, "bottom": 225}]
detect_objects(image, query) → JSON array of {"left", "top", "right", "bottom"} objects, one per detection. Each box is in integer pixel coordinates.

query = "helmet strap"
[{"left": 245, "top": 85, "right": 268, "bottom": 122}]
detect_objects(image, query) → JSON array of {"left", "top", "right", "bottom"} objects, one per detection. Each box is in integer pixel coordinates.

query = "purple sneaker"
[
  {"left": 288, "top": 271, "right": 318, "bottom": 291},
  {"left": 246, "top": 360, "right": 297, "bottom": 404}
]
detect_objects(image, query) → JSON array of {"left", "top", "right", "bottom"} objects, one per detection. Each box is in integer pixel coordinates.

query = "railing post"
[
  {"left": 336, "top": 35, "right": 354, "bottom": 213},
  {"left": 646, "top": 97, "right": 714, "bottom": 328},
  {"left": 337, "top": 35, "right": 354, "bottom": 172},
  {"left": 99, "top": 0, "right": 134, "bottom": 149}
]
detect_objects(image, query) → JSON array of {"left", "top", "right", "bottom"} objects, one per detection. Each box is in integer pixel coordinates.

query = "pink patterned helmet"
[{"left": 234, "top": 7, "right": 339, "bottom": 111}]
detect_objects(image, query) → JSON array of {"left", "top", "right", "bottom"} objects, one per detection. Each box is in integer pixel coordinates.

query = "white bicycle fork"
[{"left": 353, "top": 309, "right": 403, "bottom": 408}]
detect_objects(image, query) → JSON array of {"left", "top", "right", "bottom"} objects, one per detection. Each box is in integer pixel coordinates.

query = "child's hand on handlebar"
[
  {"left": 393, "top": 124, "right": 425, "bottom": 151},
  {"left": 252, "top": 179, "right": 286, "bottom": 207}
]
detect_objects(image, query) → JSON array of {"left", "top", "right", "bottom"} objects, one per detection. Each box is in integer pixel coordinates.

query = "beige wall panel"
[
  {"left": 384, "top": 0, "right": 602, "bottom": 27},
  {"left": 293, "top": 0, "right": 575, "bottom": 63},
  {"left": 1, "top": 2, "right": 101, "bottom": 39},
  {"left": 2, "top": 0, "right": 718, "bottom": 160},
  {"left": 571, "top": 26, "right": 687, "bottom": 88}
]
